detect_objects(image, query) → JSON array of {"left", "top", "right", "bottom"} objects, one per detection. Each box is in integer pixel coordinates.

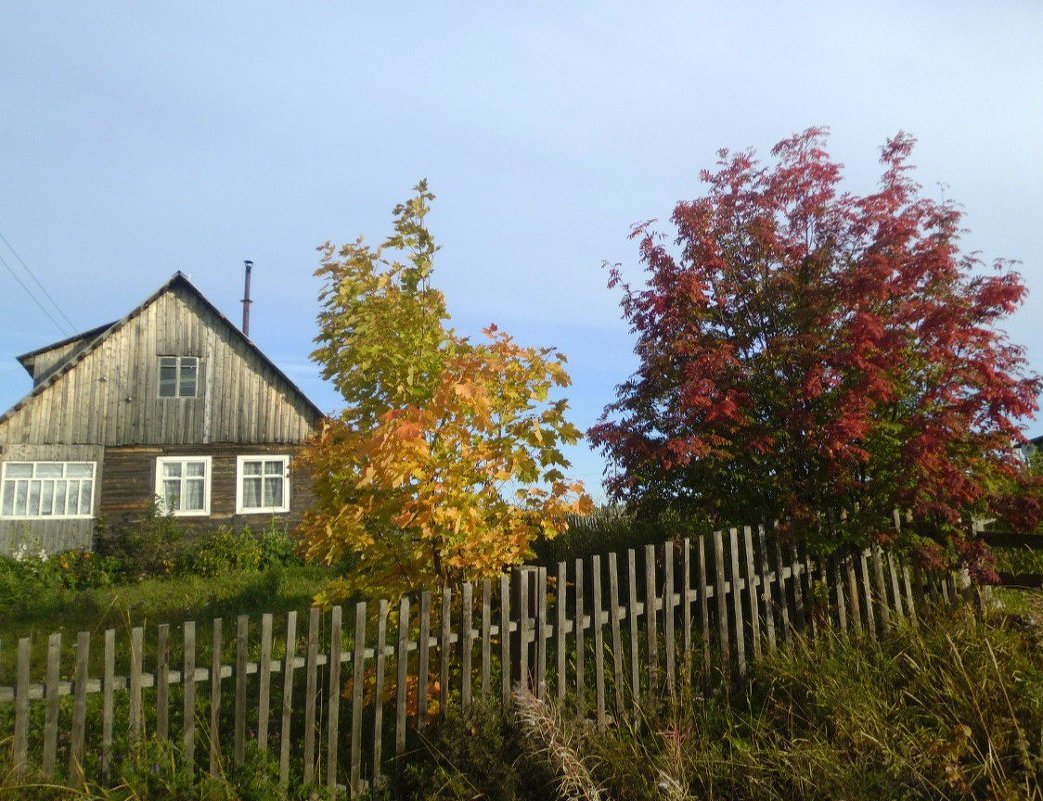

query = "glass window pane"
[
  {"left": 264, "top": 477, "right": 284, "bottom": 508},
  {"left": 186, "top": 461, "right": 206, "bottom": 477},
  {"left": 163, "top": 480, "right": 181, "bottom": 512},
  {"left": 28, "top": 480, "right": 42, "bottom": 515},
  {"left": 36, "top": 463, "right": 63, "bottom": 478},
  {"left": 79, "top": 481, "right": 93, "bottom": 514},
  {"left": 264, "top": 460, "right": 283, "bottom": 475},
  {"left": 243, "top": 477, "right": 262, "bottom": 508},
  {"left": 5, "top": 463, "right": 32, "bottom": 478},
  {"left": 179, "top": 359, "right": 198, "bottom": 397},
  {"left": 14, "top": 481, "right": 28, "bottom": 515},
  {"left": 184, "top": 478, "right": 204, "bottom": 510},
  {"left": 159, "top": 359, "right": 177, "bottom": 397},
  {"left": 40, "top": 482, "right": 54, "bottom": 515},
  {"left": 162, "top": 462, "right": 182, "bottom": 478},
  {"left": 1, "top": 482, "right": 13, "bottom": 516},
  {"left": 66, "top": 463, "right": 93, "bottom": 478},
  {"left": 52, "top": 480, "right": 67, "bottom": 516},
  {"left": 243, "top": 461, "right": 262, "bottom": 476}
]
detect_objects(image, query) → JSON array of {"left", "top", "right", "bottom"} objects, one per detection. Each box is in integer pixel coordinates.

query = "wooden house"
[{"left": 0, "top": 272, "right": 325, "bottom": 555}]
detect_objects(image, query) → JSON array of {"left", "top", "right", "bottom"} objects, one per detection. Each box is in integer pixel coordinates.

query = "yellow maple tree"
[{"left": 298, "top": 182, "right": 593, "bottom": 601}]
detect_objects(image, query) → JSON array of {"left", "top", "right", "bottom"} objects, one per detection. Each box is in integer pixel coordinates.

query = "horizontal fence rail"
[{"left": 0, "top": 528, "right": 962, "bottom": 796}]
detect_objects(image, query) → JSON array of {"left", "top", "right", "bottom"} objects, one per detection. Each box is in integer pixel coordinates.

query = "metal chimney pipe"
[{"left": 241, "top": 260, "right": 253, "bottom": 336}]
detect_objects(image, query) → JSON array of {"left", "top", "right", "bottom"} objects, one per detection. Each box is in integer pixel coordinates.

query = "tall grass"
[{"left": 406, "top": 601, "right": 1043, "bottom": 801}]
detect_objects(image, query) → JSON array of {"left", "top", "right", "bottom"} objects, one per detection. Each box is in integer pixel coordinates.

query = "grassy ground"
[
  {"left": 0, "top": 564, "right": 332, "bottom": 676},
  {"left": 402, "top": 595, "right": 1043, "bottom": 801}
]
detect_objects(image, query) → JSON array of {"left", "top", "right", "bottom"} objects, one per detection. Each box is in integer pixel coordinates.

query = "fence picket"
[
  {"left": 103, "top": 628, "right": 115, "bottom": 774},
  {"left": 729, "top": 530, "right": 746, "bottom": 676},
  {"left": 482, "top": 578, "right": 492, "bottom": 702},
  {"left": 772, "top": 536, "right": 791, "bottom": 640},
  {"left": 184, "top": 621, "right": 197, "bottom": 773},
  {"left": 440, "top": 588, "right": 452, "bottom": 714},
  {"left": 209, "top": 618, "right": 223, "bottom": 776},
  {"left": 743, "top": 527, "right": 762, "bottom": 660},
  {"left": 69, "top": 632, "right": 89, "bottom": 787},
  {"left": 373, "top": 598, "right": 389, "bottom": 789},
  {"left": 830, "top": 555, "right": 847, "bottom": 635},
  {"left": 157, "top": 624, "right": 170, "bottom": 741},
  {"left": 537, "top": 568, "right": 549, "bottom": 699},
  {"left": 130, "top": 626, "right": 144, "bottom": 745},
  {"left": 556, "top": 562, "right": 567, "bottom": 702},
  {"left": 462, "top": 583, "right": 474, "bottom": 712},
  {"left": 350, "top": 602, "right": 367, "bottom": 798},
  {"left": 258, "top": 613, "right": 273, "bottom": 753},
  {"left": 13, "top": 638, "right": 29, "bottom": 775},
  {"left": 713, "top": 531, "right": 730, "bottom": 680},
  {"left": 499, "top": 576, "right": 510, "bottom": 706},
  {"left": 845, "top": 556, "right": 863, "bottom": 636},
  {"left": 279, "top": 611, "right": 297, "bottom": 788},
  {"left": 42, "top": 632, "right": 60, "bottom": 776},
  {"left": 607, "top": 552, "right": 625, "bottom": 719},
  {"left": 418, "top": 591, "right": 432, "bottom": 731},
  {"left": 871, "top": 546, "right": 891, "bottom": 632},
  {"left": 757, "top": 526, "right": 777, "bottom": 652},
  {"left": 395, "top": 596, "right": 410, "bottom": 764},
  {"left": 591, "top": 554, "right": 606, "bottom": 728},
  {"left": 790, "top": 545, "right": 806, "bottom": 633},
  {"left": 235, "top": 615, "right": 249, "bottom": 766},
  {"left": 902, "top": 560, "right": 918, "bottom": 627},
  {"left": 627, "top": 548, "right": 641, "bottom": 711},
  {"left": 682, "top": 538, "right": 693, "bottom": 676},
  {"left": 697, "top": 535, "right": 712, "bottom": 682},
  {"left": 326, "top": 605, "right": 343, "bottom": 789},
  {"left": 887, "top": 552, "right": 904, "bottom": 623},
  {"left": 517, "top": 569, "right": 530, "bottom": 694},
  {"left": 663, "top": 540, "right": 676, "bottom": 693},
  {"left": 860, "top": 551, "right": 877, "bottom": 640},
  {"left": 644, "top": 544, "right": 658, "bottom": 686},
  {"left": 574, "top": 558, "right": 585, "bottom": 716}
]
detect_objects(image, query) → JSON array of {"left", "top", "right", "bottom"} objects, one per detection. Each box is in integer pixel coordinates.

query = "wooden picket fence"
[{"left": 0, "top": 527, "right": 961, "bottom": 796}]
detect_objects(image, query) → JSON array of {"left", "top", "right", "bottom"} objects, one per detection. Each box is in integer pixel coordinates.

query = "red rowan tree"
[{"left": 589, "top": 129, "right": 1042, "bottom": 577}]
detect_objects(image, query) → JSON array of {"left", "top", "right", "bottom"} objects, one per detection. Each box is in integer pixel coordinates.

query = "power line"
[
  {"left": 0, "top": 230, "right": 78, "bottom": 333},
  {"left": 0, "top": 250, "right": 72, "bottom": 337}
]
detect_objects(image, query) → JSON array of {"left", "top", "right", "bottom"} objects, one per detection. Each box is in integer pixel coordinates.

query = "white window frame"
[
  {"left": 235, "top": 455, "right": 291, "bottom": 515},
  {"left": 158, "top": 355, "right": 200, "bottom": 398},
  {"left": 0, "top": 461, "right": 97, "bottom": 520},
  {"left": 154, "top": 456, "right": 212, "bottom": 517}
]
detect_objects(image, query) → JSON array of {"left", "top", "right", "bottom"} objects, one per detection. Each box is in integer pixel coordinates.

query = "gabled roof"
[
  {"left": 1, "top": 271, "right": 325, "bottom": 426},
  {"left": 16, "top": 320, "right": 116, "bottom": 368}
]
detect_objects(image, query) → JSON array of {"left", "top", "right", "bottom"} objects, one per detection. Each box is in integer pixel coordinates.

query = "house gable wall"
[{"left": 0, "top": 283, "right": 320, "bottom": 448}]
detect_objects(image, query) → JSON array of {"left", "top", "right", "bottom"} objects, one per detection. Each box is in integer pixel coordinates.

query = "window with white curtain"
[
  {"left": 155, "top": 456, "right": 211, "bottom": 516},
  {"left": 0, "top": 461, "right": 96, "bottom": 518},
  {"left": 236, "top": 455, "right": 290, "bottom": 514}
]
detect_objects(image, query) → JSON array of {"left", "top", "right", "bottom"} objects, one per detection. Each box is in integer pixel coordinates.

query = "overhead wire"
[
  {"left": 0, "top": 230, "right": 77, "bottom": 333},
  {"left": 0, "top": 249, "right": 72, "bottom": 337}
]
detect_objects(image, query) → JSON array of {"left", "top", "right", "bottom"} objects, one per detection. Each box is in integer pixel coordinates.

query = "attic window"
[{"left": 159, "top": 356, "right": 199, "bottom": 398}]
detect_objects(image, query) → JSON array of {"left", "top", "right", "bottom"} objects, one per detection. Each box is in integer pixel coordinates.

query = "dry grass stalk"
[{"left": 512, "top": 688, "right": 605, "bottom": 801}]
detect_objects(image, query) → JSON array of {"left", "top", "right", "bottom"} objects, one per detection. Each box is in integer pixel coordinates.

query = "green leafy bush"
[
  {"left": 94, "top": 504, "right": 192, "bottom": 578},
  {"left": 182, "top": 527, "right": 263, "bottom": 576}
]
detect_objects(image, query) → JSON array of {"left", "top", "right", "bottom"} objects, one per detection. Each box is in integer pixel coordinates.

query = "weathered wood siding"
[
  {"left": 20, "top": 333, "right": 105, "bottom": 387},
  {"left": 99, "top": 444, "right": 314, "bottom": 532},
  {"left": 0, "top": 283, "right": 319, "bottom": 448}
]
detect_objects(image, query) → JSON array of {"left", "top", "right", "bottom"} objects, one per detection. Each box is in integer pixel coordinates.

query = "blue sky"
[{"left": 1, "top": 2, "right": 1041, "bottom": 500}]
